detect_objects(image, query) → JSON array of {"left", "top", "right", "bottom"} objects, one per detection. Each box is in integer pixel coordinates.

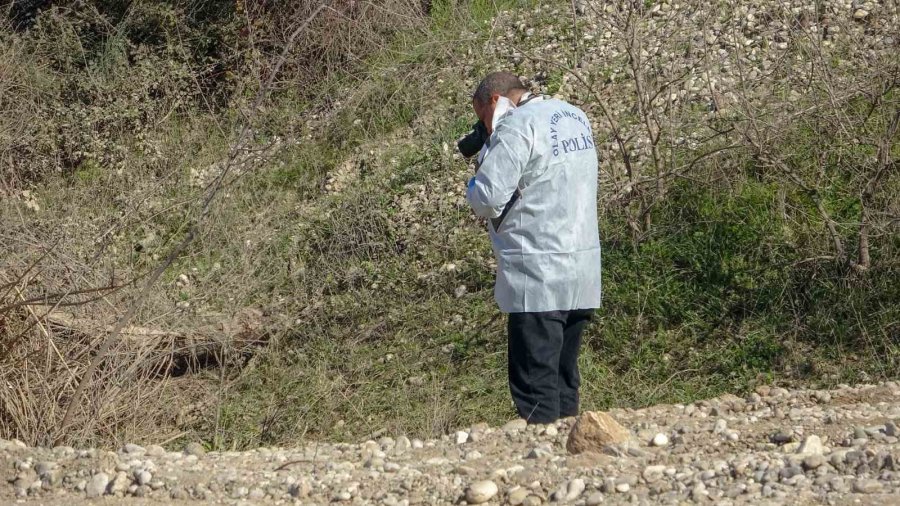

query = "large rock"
[{"left": 566, "top": 411, "right": 631, "bottom": 454}]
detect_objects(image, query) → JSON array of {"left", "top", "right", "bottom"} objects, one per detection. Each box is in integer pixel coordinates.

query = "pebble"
[
  {"left": 797, "top": 435, "right": 824, "bottom": 455},
  {"left": 395, "top": 436, "right": 412, "bottom": 453},
  {"left": 85, "top": 472, "right": 109, "bottom": 498},
  {"left": 508, "top": 487, "right": 529, "bottom": 505},
  {"left": 183, "top": 442, "right": 206, "bottom": 456},
  {"left": 522, "top": 495, "right": 543, "bottom": 506},
  {"left": 503, "top": 419, "right": 528, "bottom": 432},
  {"left": 772, "top": 430, "right": 794, "bottom": 444},
  {"left": 852, "top": 479, "right": 882, "bottom": 493},
  {"left": 526, "top": 445, "right": 552, "bottom": 459},
  {"left": 567, "top": 478, "right": 586, "bottom": 500},
  {"left": 122, "top": 443, "right": 145, "bottom": 455},
  {"left": 465, "top": 480, "right": 498, "bottom": 504},
  {"left": 651, "top": 433, "right": 669, "bottom": 446},
  {"left": 642, "top": 465, "right": 666, "bottom": 482},
  {"left": 554, "top": 478, "right": 585, "bottom": 501},
  {"left": 134, "top": 470, "right": 152, "bottom": 486},
  {"left": 109, "top": 471, "right": 129, "bottom": 495},
  {"left": 145, "top": 445, "right": 166, "bottom": 457},
  {"left": 585, "top": 491, "right": 604, "bottom": 505},
  {"left": 802, "top": 454, "right": 826, "bottom": 470}
]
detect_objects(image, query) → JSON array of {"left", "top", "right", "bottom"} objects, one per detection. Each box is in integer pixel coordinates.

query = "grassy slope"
[
  {"left": 196, "top": 2, "right": 898, "bottom": 448},
  {"left": 3, "top": 0, "right": 897, "bottom": 449}
]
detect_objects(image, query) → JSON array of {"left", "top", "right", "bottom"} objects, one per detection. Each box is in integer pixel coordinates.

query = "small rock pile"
[{"left": 4, "top": 382, "right": 900, "bottom": 504}]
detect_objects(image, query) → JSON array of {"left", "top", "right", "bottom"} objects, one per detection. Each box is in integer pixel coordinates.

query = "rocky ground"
[{"left": 4, "top": 382, "right": 900, "bottom": 505}]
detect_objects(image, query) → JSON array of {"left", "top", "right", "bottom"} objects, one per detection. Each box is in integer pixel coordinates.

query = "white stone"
[
  {"left": 135, "top": 470, "right": 152, "bottom": 486},
  {"left": 508, "top": 487, "right": 529, "bottom": 505},
  {"left": 123, "top": 443, "right": 146, "bottom": 455},
  {"left": 145, "top": 445, "right": 165, "bottom": 457},
  {"left": 86, "top": 473, "right": 109, "bottom": 498},
  {"left": 503, "top": 419, "right": 528, "bottom": 432},
  {"left": 651, "top": 433, "right": 669, "bottom": 446},
  {"left": 567, "top": 478, "right": 586, "bottom": 500},
  {"left": 797, "top": 435, "right": 824, "bottom": 455},
  {"left": 465, "top": 480, "right": 499, "bottom": 504},
  {"left": 586, "top": 491, "right": 605, "bottom": 505},
  {"left": 109, "top": 471, "right": 129, "bottom": 495},
  {"left": 643, "top": 465, "right": 667, "bottom": 482}
]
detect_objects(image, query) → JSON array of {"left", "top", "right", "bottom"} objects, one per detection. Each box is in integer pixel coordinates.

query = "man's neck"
[{"left": 507, "top": 89, "right": 527, "bottom": 105}]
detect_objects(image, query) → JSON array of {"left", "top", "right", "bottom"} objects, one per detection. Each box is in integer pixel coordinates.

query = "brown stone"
[{"left": 566, "top": 411, "right": 631, "bottom": 455}]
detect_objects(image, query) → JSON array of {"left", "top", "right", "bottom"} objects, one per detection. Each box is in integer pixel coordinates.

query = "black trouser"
[{"left": 507, "top": 309, "right": 593, "bottom": 424}]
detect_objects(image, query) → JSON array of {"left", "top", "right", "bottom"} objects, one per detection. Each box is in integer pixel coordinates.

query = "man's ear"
[{"left": 490, "top": 93, "right": 501, "bottom": 107}]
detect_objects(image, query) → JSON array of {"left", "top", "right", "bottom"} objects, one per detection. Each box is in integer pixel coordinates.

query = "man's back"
[{"left": 468, "top": 98, "right": 602, "bottom": 313}]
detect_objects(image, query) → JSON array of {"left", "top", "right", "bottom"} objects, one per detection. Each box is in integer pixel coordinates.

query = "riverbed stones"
[{"left": 4, "top": 383, "right": 900, "bottom": 504}]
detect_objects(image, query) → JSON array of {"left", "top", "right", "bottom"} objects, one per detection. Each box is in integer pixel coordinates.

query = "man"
[{"left": 463, "top": 71, "right": 602, "bottom": 424}]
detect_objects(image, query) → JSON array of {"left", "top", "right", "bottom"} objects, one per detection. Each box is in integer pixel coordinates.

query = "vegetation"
[{"left": 1, "top": 0, "right": 897, "bottom": 450}]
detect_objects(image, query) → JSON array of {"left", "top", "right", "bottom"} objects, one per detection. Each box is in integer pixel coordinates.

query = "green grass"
[
  {"left": 199, "top": 167, "right": 898, "bottom": 448},
  {"left": 546, "top": 69, "right": 565, "bottom": 95}
]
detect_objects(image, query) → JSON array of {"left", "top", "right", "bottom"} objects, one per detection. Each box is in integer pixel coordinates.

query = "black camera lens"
[{"left": 457, "top": 121, "right": 488, "bottom": 158}]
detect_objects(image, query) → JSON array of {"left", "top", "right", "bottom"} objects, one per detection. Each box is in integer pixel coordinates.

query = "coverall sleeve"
[{"left": 466, "top": 122, "right": 531, "bottom": 219}]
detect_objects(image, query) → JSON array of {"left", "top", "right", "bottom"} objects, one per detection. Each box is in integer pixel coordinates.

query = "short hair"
[{"left": 472, "top": 71, "right": 526, "bottom": 105}]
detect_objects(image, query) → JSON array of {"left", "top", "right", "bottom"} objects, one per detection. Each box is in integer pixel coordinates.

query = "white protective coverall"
[{"left": 466, "top": 96, "right": 602, "bottom": 313}]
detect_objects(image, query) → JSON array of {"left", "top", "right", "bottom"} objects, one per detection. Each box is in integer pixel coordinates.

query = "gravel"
[{"left": 6, "top": 383, "right": 898, "bottom": 504}]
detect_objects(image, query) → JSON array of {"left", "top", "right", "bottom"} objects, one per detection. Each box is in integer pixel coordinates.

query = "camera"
[{"left": 457, "top": 120, "right": 488, "bottom": 158}]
